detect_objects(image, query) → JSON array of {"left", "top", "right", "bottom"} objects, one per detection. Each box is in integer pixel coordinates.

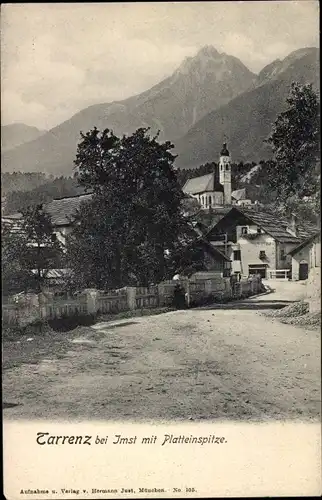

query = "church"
[{"left": 182, "top": 143, "right": 258, "bottom": 209}]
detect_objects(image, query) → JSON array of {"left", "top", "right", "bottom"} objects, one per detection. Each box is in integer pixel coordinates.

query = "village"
[
  {"left": 2, "top": 132, "right": 321, "bottom": 423},
  {"left": 2, "top": 141, "right": 320, "bottom": 304}
]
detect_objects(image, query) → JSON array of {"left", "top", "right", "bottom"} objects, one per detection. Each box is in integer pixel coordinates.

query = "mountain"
[
  {"left": 1, "top": 123, "right": 46, "bottom": 152},
  {"left": 1, "top": 46, "right": 255, "bottom": 175},
  {"left": 175, "top": 48, "right": 319, "bottom": 168}
]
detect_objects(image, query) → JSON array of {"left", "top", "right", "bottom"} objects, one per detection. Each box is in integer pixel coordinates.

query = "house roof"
[
  {"left": 206, "top": 206, "right": 317, "bottom": 244},
  {"left": 187, "top": 237, "right": 231, "bottom": 262},
  {"left": 232, "top": 185, "right": 261, "bottom": 203},
  {"left": 2, "top": 193, "right": 93, "bottom": 228},
  {"left": 288, "top": 231, "right": 320, "bottom": 256},
  {"left": 45, "top": 193, "right": 92, "bottom": 226},
  {"left": 183, "top": 173, "right": 224, "bottom": 195},
  {"left": 204, "top": 241, "right": 231, "bottom": 261},
  {"left": 231, "top": 188, "right": 247, "bottom": 201},
  {"left": 2, "top": 213, "right": 22, "bottom": 221}
]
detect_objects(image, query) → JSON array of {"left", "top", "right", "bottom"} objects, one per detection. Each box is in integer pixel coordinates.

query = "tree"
[
  {"left": 4, "top": 175, "right": 85, "bottom": 215},
  {"left": 266, "top": 82, "right": 320, "bottom": 207},
  {"left": 1, "top": 225, "right": 36, "bottom": 295},
  {"left": 67, "top": 127, "right": 187, "bottom": 289},
  {"left": 19, "top": 205, "right": 63, "bottom": 292}
]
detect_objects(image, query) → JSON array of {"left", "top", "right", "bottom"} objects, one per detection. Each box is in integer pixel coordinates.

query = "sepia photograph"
[{"left": 1, "top": 1, "right": 321, "bottom": 498}]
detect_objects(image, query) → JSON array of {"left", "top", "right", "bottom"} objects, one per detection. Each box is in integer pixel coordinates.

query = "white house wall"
[
  {"left": 310, "top": 236, "right": 321, "bottom": 268},
  {"left": 291, "top": 247, "right": 310, "bottom": 280},
  {"left": 237, "top": 233, "right": 276, "bottom": 275},
  {"left": 275, "top": 242, "right": 298, "bottom": 270}
]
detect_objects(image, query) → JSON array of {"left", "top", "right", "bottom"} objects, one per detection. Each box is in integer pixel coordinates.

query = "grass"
[
  {"left": 97, "top": 306, "right": 176, "bottom": 322},
  {"left": 2, "top": 306, "right": 177, "bottom": 371},
  {"left": 3, "top": 307, "right": 176, "bottom": 342}
]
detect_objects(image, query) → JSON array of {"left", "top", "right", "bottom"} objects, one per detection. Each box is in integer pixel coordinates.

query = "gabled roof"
[
  {"left": 186, "top": 236, "right": 231, "bottom": 262},
  {"left": 288, "top": 231, "right": 320, "bottom": 256},
  {"left": 183, "top": 173, "right": 224, "bottom": 195},
  {"left": 191, "top": 206, "right": 230, "bottom": 227},
  {"left": 206, "top": 206, "right": 317, "bottom": 244},
  {"left": 232, "top": 185, "right": 260, "bottom": 202},
  {"left": 2, "top": 193, "right": 93, "bottom": 228},
  {"left": 45, "top": 193, "right": 92, "bottom": 226}
]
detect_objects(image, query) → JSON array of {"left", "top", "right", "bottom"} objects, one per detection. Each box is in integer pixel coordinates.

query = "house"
[
  {"left": 178, "top": 235, "right": 232, "bottom": 279},
  {"left": 288, "top": 231, "right": 321, "bottom": 280},
  {"left": 183, "top": 143, "right": 260, "bottom": 209},
  {"left": 2, "top": 193, "right": 92, "bottom": 247},
  {"left": 44, "top": 193, "right": 92, "bottom": 246},
  {"left": 231, "top": 187, "right": 261, "bottom": 207},
  {"left": 205, "top": 206, "right": 318, "bottom": 279}
]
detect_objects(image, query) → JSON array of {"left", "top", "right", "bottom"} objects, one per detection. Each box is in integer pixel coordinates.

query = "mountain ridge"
[
  {"left": 1, "top": 123, "right": 46, "bottom": 152},
  {"left": 174, "top": 47, "right": 319, "bottom": 168},
  {"left": 1, "top": 45, "right": 256, "bottom": 174},
  {"left": 1, "top": 45, "right": 319, "bottom": 174}
]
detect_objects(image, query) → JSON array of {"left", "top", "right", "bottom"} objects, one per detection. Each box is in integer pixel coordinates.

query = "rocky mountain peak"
[
  {"left": 174, "top": 44, "right": 250, "bottom": 79},
  {"left": 196, "top": 45, "right": 220, "bottom": 58}
]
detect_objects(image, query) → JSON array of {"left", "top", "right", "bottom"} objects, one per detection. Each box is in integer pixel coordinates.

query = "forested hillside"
[{"left": 3, "top": 174, "right": 86, "bottom": 214}]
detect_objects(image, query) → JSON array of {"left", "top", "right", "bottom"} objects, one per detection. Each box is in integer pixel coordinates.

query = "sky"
[{"left": 1, "top": 1, "right": 319, "bottom": 130}]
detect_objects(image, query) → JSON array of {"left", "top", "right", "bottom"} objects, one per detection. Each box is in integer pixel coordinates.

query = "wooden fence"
[
  {"left": 2, "top": 275, "right": 263, "bottom": 327},
  {"left": 98, "top": 289, "right": 128, "bottom": 314},
  {"left": 135, "top": 286, "right": 159, "bottom": 309},
  {"left": 46, "top": 297, "right": 88, "bottom": 319}
]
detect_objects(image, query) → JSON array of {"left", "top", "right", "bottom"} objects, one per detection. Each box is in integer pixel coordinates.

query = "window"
[
  {"left": 233, "top": 250, "right": 241, "bottom": 261},
  {"left": 241, "top": 226, "right": 248, "bottom": 235},
  {"left": 257, "top": 227, "right": 262, "bottom": 234},
  {"left": 248, "top": 265, "right": 267, "bottom": 279},
  {"left": 226, "top": 165, "right": 229, "bottom": 171},
  {"left": 280, "top": 248, "right": 286, "bottom": 260},
  {"left": 208, "top": 196, "right": 212, "bottom": 206},
  {"left": 259, "top": 250, "right": 266, "bottom": 260}
]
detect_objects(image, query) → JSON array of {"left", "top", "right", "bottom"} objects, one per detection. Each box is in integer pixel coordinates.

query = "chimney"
[{"left": 287, "top": 214, "right": 297, "bottom": 236}]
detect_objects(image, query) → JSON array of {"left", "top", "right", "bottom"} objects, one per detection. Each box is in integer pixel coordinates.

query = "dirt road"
[{"left": 3, "top": 282, "right": 321, "bottom": 421}]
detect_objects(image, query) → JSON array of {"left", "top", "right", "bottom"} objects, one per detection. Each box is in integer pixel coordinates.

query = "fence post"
[
  {"left": 84, "top": 289, "right": 99, "bottom": 315},
  {"left": 38, "top": 293, "right": 48, "bottom": 321},
  {"left": 126, "top": 287, "right": 137, "bottom": 310},
  {"left": 186, "top": 279, "right": 190, "bottom": 308},
  {"left": 157, "top": 283, "right": 165, "bottom": 306}
]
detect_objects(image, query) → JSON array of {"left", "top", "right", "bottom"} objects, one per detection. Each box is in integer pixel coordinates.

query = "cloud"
[{"left": 1, "top": 2, "right": 319, "bottom": 130}]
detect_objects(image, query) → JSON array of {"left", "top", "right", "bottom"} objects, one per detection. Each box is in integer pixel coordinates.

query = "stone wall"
[{"left": 306, "top": 267, "right": 321, "bottom": 313}]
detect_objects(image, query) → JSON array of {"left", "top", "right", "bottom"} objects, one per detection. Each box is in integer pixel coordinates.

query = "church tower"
[{"left": 219, "top": 142, "right": 232, "bottom": 205}]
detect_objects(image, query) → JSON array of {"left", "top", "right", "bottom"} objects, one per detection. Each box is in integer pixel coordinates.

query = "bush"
[
  {"left": 48, "top": 312, "right": 96, "bottom": 332},
  {"left": 2, "top": 319, "right": 50, "bottom": 341}
]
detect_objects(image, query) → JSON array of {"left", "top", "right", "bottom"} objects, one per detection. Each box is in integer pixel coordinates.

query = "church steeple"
[
  {"left": 220, "top": 142, "right": 230, "bottom": 156},
  {"left": 219, "top": 141, "right": 232, "bottom": 205}
]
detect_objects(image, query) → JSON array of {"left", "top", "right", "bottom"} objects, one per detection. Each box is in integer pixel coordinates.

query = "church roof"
[{"left": 183, "top": 173, "right": 224, "bottom": 195}]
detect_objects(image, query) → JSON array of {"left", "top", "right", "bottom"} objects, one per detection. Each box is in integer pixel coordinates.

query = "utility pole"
[{"left": 214, "top": 232, "right": 228, "bottom": 256}]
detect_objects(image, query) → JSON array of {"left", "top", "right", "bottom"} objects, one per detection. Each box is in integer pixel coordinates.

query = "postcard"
[{"left": 2, "top": 2, "right": 321, "bottom": 498}]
